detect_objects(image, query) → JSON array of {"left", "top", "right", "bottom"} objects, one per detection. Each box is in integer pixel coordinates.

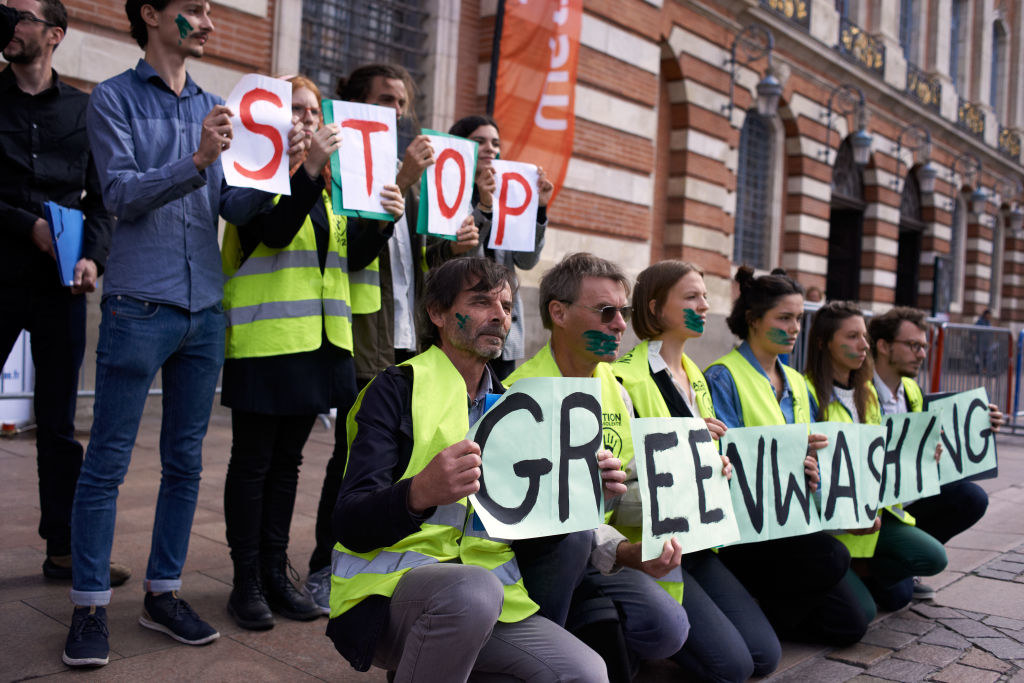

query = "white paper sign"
[
  {"left": 424, "top": 134, "right": 477, "bottom": 237},
  {"left": 222, "top": 74, "right": 292, "bottom": 195},
  {"left": 487, "top": 160, "right": 539, "bottom": 252},
  {"left": 332, "top": 100, "right": 397, "bottom": 214}
]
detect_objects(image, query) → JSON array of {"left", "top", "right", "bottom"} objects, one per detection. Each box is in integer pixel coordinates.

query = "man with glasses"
[
  {"left": 869, "top": 307, "right": 1003, "bottom": 601},
  {"left": 0, "top": 0, "right": 126, "bottom": 586},
  {"left": 506, "top": 252, "right": 689, "bottom": 674}
]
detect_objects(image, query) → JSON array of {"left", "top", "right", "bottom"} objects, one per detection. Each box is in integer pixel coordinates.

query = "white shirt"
[
  {"left": 647, "top": 339, "right": 698, "bottom": 417},
  {"left": 388, "top": 213, "right": 416, "bottom": 351},
  {"left": 872, "top": 371, "right": 908, "bottom": 415},
  {"left": 832, "top": 384, "right": 859, "bottom": 423}
]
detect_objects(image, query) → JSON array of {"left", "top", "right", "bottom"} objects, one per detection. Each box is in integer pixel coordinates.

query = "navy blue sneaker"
[
  {"left": 139, "top": 592, "right": 219, "bottom": 645},
  {"left": 62, "top": 606, "right": 110, "bottom": 667}
]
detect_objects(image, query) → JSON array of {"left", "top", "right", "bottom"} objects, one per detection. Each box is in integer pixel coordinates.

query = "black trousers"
[
  {"left": 905, "top": 480, "right": 989, "bottom": 545},
  {"left": 0, "top": 285, "right": 85, "bottom": 557},
  {"left": 224, "top": 410, "right": 317, "bottom": 564},
  {"left": 717, "top": 532, "right": 869, "bottom": 646}
]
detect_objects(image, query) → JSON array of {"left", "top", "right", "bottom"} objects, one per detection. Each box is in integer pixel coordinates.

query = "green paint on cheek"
[
  {"left": 766, "top": 327, "right": 790, "bottom": 345},
  {"left": 455, "top": 313, "right": 469, "bottom": 330},
  {"left": 683, "top": 309, "right": 704, "bottom": 333},
  {"left": 583, "top": 330, "right": 619, "bottom": 356},
  {"left": 175, "top": 14, "right": 193, "bottom": 42},
  {"left": 839, "top": 344, "right": 861, "bottom": 360}
]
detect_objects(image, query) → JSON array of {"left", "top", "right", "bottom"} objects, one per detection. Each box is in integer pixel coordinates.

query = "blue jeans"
[
  {"left": 70, "top": 296, "right": 225, "bottom": 605},
  {"left": 670, "top": 550, "right": 781, "bottom": 682}
]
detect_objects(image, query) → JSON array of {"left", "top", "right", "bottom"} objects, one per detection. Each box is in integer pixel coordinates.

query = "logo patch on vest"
[{"left": 604, "top": 427, "right": 622, "bottom": 455}]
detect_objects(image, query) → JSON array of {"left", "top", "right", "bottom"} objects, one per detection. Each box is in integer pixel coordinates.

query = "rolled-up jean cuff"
[
  {"left": 145, "top": 578, "right": 182, "bottom": 594},
  {"left": 70, "top": 589, "right": 111, "bottom": 607}
]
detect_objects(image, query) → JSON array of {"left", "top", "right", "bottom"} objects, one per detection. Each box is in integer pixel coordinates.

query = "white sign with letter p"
[{"left": 487, "top": 160, "right": 539, "bottom": 252}]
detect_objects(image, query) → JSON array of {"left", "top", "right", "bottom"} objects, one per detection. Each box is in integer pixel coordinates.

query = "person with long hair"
[
  {"left": 804, "top": 302, "right": 946, "bottom": 618},
  {"left": 612, "top": 261, "right": 780, "bottom": 682},
  {"left": 220, "top": 75, "right": 404, "bottom": 630},
  {"left": 703, "top": 267, "right": 868, "bottom": 646},
  {"left": 430, "top": 115, "right": 554, "bottom": 379}
]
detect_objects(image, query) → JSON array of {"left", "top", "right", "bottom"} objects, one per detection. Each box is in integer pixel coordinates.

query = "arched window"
[
  {"left": 826, "top": 138, "right": 866, "bottom": 301},
  {"left": 733, "top": 110, "right": 776, "bottom": 271},
  {"left": 990, "top": 21, "right": 1008, "bottom": 119},
  {"left": 991, "top": 212, "right": 1005, "bottom": 312},
  {"left": 896, "top": 171, "right": 925, "bottom": 306}
]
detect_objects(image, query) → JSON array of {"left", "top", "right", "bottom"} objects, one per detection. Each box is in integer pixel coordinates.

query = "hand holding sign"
[
  {"left": 194, "top": 104, "right": 234, "bottom": 171},
  {"left": 328, "top": 100, "right": 398, "bottom": 220},
  {"left": 397, "top": 135, "right": 436, "bottom": 193},
  {"left": 417, "top": 131, "right": 478, "bottom": 239},
  {"left": 488, "top": 160, "right": 540, "bottom": 252},
  {"left": 303, "top": 123, "right": 341, "bottom": 180},
  {"left": 408, "top": 439, "right": 482, "bottom": 513},
  {"left": 598, "top": 450, "right": 627, "bottom": 498},
  {"left": 450, "top": 215, "right": 480, "bottom": 254},
  {"left": 222, "top": 74, "right": 293, "bottom": 195}
]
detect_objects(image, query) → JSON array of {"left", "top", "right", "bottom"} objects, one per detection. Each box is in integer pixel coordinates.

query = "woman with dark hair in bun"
[{"left": 703, "top": 266, "right": 869, "bottom": 646}]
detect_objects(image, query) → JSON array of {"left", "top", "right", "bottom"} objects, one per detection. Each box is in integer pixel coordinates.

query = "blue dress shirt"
[{"left": 86, "top": 59, "right": 268, "bottom": 311}]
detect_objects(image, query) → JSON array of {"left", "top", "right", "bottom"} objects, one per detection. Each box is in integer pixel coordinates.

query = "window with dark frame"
[{"left": 733, "top": 111, "right": 775, "bottom": 271}]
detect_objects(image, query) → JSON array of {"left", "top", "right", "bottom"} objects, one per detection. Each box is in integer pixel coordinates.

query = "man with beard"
[
  {"left": 303, "top": 63, "right": 480, "bottom": 610},
  {"left": 869, "top": 307, "right": 1003, "bottom": 603},
  {"left": 326, "top": 257, "right": 611, "bottom": 681},
  {"left": 0, "top": 0, "right": 121, "bottom": 585}
]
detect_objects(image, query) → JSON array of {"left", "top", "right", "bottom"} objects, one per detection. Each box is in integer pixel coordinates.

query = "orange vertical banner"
[{"left": 493, "top": 0, "right": 582, "bottom": 206}]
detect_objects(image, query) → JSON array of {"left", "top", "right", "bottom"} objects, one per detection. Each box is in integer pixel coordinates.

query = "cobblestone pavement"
[{"left": 2, "top": 404, "right": 1023, "bottom": 681}]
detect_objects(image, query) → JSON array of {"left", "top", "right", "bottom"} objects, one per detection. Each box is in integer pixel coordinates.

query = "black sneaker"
[
  {"left": 62, "top": 606, "right": 110, "bottom": 667},
  {"left": 139, "top": 592, "right": 219, "bottom": 645}
]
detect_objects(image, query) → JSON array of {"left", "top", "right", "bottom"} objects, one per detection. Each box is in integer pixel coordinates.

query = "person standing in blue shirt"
[{"left": 62, "top": 0, "right": 275, "bottom": 668}]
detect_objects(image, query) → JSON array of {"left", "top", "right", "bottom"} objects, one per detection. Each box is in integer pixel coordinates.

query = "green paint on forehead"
[{"left": 683, "top": 308, "right": 704, "bottom": 333}]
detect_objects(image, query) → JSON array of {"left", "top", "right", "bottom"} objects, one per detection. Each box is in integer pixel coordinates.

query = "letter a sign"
[
  {"left": 222, "top": 74, "right": 293, "bottom": 195},
  {"left": 326, "top": 100, "right": 398, "bottom": 220},
  {"left": 487, "top": 160, "right": 539, "bottom": 252},
  {"left": 417, "top": 131, "right": 477, "bottom": 238}
]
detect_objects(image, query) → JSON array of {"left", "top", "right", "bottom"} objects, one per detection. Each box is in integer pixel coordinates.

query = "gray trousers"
[{"left": 373, "top": 563, "right": 608, "bottom": 682}]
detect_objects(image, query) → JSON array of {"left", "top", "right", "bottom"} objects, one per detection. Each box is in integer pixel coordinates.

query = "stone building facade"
[{"left": 40, "top": 0, "right": 1024, "bottom": 368}]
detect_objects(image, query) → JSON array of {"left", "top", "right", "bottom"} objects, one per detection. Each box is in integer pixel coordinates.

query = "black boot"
[
  {"left": 228, "top": 562, "right": 274, "bottom": 630},
  {"left": 261, "top": 554, "right": 321, "bottom": 621}
]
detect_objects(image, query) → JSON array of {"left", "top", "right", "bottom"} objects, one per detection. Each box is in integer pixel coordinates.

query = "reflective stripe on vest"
[
  {"left": 506, "top": 341, "right": 635, "bottom": 468},
  {"left": 350, "top": 257, "right": 381, "bottom": 315},
  {"left": 222, "top": 190, "right": 354, "bottom": 357},
  {"left": 329, "top": 346, "right": 538, "bottom": 623},
  {"left": 705, "top": 349, "right": 811, "bottom": 426}
]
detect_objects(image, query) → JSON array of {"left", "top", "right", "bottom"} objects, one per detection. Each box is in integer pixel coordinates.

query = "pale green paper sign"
[
  {"left": 720, "top": 424, "right": 822, "bottom": 544},
  {"left": 467, "top": 377, "right": 606, "bottom": 539},
  {"left": 630, "top": 417, "right": 740, "bottom": 562},
  {"left": 928, "top": 387, "right": 998, "bottom": 484},
  {"left": 815, "top": 422, "right": 883, "bottom": 531},
  {"left": 878, "top": 411, "right": 942, "bottom": 505}
]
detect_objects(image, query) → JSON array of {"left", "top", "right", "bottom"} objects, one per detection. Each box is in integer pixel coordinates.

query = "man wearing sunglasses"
[
  {"left": 869, "top": 307, "right": 1003, "bottom": 604},
  {"left": 506, "top": 252, "right": 689, "bottom": 676},
  {"left": 0, "top": 0, "right": 125, "bottom": 588}
]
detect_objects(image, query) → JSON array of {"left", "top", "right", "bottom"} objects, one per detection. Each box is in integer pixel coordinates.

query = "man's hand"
[
  {"left": 31, "top": 218, "right": 55, "bottom": 259},
  {"left": 989, "top": 404, "right": 1004, "bottom": 433},
  {"left": 71, "top": 258, "right": 98, "bottom": 294},
  {"left": 704, "top": 417, "right": 727, "bottom": 441},
  {"left": 379, "top": 184, "right": 405, "bottom": 219},
  {"left": 407, "top": 439, "right": 481, "bottom": 513},
  {"left": 805, "top": 433, "right": 827, "bottom": 492},
  {"left": 847, "top": 517, "right": 882, "bottom": 536},
  {"left": 193, "top": 104, "right": 234, "bottom": 171},
  {"left": 304, "top": 123, "right": 341, "bottom": 179},
  {"left": 476, "top": 166, "right": 497, "bottom": 210},
  {"left": 617, "top": 538, "right": 682, "bottom": 579},
  {"left": 597, "top": 449, "right": 627, "bottom": 499},
  {"left": 396, "top": 135, "right": 434, "bottom": 193},
  {"left": 536, "top": 166, "right": 554, "bottom": 207},
  {"left": 450, "top": 214, "right": 480, "bottom": 255}
]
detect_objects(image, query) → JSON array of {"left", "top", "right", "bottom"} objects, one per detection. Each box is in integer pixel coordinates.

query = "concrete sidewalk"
[{"left": 2, "top": 404, "right": 1023, "bottom": 682}]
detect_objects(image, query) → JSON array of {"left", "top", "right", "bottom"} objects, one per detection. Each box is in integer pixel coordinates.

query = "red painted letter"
[
  {"left": 342, "top": 119, "right": 390, "bottom": 197},
  {"left": 434, "top": 148, "right": 466, "bottom": 219},
  {"left": 234, "top": 88, "right": 284, "bottom": 180},
  {"left": 495, "top": 172, "right": 532, "bottom": 246}
]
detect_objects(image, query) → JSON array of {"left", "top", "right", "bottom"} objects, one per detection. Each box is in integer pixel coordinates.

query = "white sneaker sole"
[
  {"left": 138, "top": 615, "right": 220, "bottom": 645},
  {"left": 62, "top": 651, "right": 109, "bottom": 667}
]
